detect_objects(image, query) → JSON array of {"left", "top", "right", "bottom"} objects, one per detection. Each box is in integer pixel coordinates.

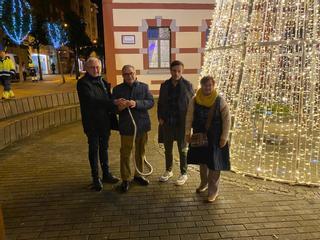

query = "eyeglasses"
[{"left": 122, "top": 72, "right": 135, "bottom": 76}]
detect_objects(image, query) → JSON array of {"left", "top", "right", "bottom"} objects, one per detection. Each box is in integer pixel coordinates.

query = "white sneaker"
[
  {"left": 159, "top": 170, "right": 173, "bottom": 182},
  {"left": 175, "top": 174, "right": 188, "bottom": 186}
]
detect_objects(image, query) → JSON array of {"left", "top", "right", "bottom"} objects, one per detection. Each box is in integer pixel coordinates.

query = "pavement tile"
[
  {"left": 252, "top": 237, "right": 275, "bottom": 240},
  {"left": 0, "top": 102, "right": 319, "bottom": 239},
  {"left": 199, "top": 232, "right": 220, "bottom": 239}
]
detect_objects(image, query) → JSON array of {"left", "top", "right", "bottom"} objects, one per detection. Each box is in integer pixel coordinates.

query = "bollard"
[{"left": 0, "top": 205, "right": 5, "bottom": 240}]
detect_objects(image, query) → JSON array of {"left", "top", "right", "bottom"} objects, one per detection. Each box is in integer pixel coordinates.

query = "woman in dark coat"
[{"left": 185, "top": 76, "right": 231, "bottom": 202}]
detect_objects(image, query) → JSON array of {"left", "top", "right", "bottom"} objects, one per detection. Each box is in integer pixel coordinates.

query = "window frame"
[{"left": 147, "top": 27, "right": 171, "bottom": 69}]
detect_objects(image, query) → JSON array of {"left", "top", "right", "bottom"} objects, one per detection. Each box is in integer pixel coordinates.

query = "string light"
[
  {"left": 47, "top": 22, "right": 68, "bottom": 49},
  {"left": 0, "top": 0, "right": 32, "bottom": 45},
  {"left": 202, "top": 0, "right": 320, "bottom": 186}
]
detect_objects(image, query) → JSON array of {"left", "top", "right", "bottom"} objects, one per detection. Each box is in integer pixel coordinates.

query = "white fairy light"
[{"left": 202, "top": 0, "right": 320, "bottom": 186}]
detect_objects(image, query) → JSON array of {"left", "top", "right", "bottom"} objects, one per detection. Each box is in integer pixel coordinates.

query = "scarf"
[{"left": 195, "top": 88, "right": 218, "bottom": 107}]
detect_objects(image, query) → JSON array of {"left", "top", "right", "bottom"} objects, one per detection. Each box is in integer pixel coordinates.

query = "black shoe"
[
  {"left": 134, "top": 176, "right": 149, "bottom": 186},
  {"left": 103, "top": 174, "right": 120, "bottom": 184},
  {"left": 120, "top": 181, "right": 130, "bottom": 193},
  {"left": 92, "top": 178, "right": 103, "bottom": 192}
]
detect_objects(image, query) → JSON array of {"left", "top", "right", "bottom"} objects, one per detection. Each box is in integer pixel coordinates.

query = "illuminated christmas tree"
[
  {"left": 202, "top": 0, "right": 320, "bottom": 185},
  {"left": 47, "top": 22, "right": 68, "bottom": 50},
  {"left": 0, "top": 0, "right": 32, "bottom": 82},
  {"left": 46, "top": 22, "right": 68, "bottom": 83},
  {"left": 0, "top": 0, "right": 32, "bottom": 45}
]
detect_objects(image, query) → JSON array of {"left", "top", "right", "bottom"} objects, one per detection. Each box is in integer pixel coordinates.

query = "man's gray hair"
[
  {"left": 122, "top": 64, "right": 135, "bottom": 72},
  {"left": 85, "top": 57, "right": 102, "bottom": 69}
]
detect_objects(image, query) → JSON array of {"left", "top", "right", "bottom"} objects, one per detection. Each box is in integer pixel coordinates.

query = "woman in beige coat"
[{"left": 185, "top": 76, "right": 231, "bottom": 202}]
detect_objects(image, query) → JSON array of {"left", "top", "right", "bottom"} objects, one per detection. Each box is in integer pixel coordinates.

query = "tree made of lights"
[
  {"left": 0, "top": 0, "right": 32, "bottom": 82},
  {"left": 202, "top": 0, "right": 320, "bottom": 186},
  {"left": 47, "top": 22, "right": 68, "bottom": 83},
  {"left": 0, "top": 0, "right": 32, "bottom": 45}
]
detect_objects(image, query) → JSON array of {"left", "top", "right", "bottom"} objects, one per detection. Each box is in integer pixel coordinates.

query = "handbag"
[
  {"left": 190, "top": 132, "right": 208, "bottom": 147},
  {"left": 190, "top": 99, "right": 217, "bottom": 147}
]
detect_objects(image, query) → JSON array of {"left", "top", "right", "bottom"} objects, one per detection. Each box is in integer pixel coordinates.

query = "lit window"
[{"left": 147, "top": 27, "right": 170, "bottom": 68}]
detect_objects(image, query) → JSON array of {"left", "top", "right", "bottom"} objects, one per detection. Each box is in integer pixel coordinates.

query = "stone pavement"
[{"left": 0, "top": 105, "right": 320, "bottom": 240}]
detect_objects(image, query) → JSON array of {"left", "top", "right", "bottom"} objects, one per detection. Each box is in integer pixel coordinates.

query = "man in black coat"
[
  {"left": 113, "top": 65, "right": 154, "bottom": 192},
  {"left": 158, "top": 60, "right": 194, "bottom": 185},
  {"left": 77, "top": 57, "right": 119, "bottom": 191}
]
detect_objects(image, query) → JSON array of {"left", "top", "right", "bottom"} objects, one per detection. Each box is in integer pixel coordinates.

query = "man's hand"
[
  {"left": 219, "top": 138, "right": 227, "bottom": 148},
  {"left": 159, "top": 118, "right": 164, "bottom": 125},
  {"left": 185, "top": 134, "right": 191, "bottom": 143},
  {"left": 117, "top": 104, "right": 127, "bottom": 112},
  {"left": 114, "top": 98, "right": 129, "bottom": 111},
  {"left": 114, "top": 99, "right": 136, "bottom": 110},
  {"left": 128, "top": 100, "right": 136, "bottom": 108},
  {"left": 113, "top": 98, "right": 126, "bottom": 106}
]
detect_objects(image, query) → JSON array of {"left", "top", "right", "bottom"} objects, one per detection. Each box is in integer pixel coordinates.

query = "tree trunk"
[
  {"left": 18, "top": 46, "right": 24, "bottom": 82},
  {"left": 57, "top": 50, "right": 65, "bottom": 84},
  {"left": 36, "top": 46, "right": 43, "bottom": 80}
]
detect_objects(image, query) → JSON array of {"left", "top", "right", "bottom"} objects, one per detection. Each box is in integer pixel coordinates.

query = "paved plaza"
[
  {"left": 0, "top": 114, "right": 319, "bottom": 239},
  {"left": 0, "top": 81, "right": 320, "bottom": 240},
  {"left": 10, "top": 75, "right": 77, "bottom": 98}
]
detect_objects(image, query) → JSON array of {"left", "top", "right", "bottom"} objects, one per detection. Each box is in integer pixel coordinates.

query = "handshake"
[{"left": 113, "top": 98, "right": 136, "bottom": 111}]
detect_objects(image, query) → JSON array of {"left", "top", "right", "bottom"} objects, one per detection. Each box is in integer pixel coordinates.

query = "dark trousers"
[
  {"left": 163, "top": 125, "right": 188, "bottom": 174},
  {"left": 86, "top": 133, "right": 110, "bottom": 180},
  {"left": 0, "top": 76, "right": 11, "bottom": 91},
  {"left": 23, "top": 72, "right": 27, "bottom": 81}
]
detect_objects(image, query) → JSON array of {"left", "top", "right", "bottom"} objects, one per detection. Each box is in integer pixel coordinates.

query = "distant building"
[
  {"left": 2, "top": 0, "right": 100, "bottom": 78},
  {"left": 71, "top": 0, "right": 99, "bottom": 43},
  {"left": 102, "top": 0, "right": 214, "bottom": 92},
  {"left": 28, "top": 0, "right": 70, "bottom": 75},
  {"left": 26, "top": 0, "right": 99, "bottom": 76}
]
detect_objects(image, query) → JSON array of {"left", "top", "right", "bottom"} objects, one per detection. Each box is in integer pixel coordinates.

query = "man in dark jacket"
[
  {"left": 158, "top": 60, "right": 194, "bottom": 185},
  {"left": 77, "top": 57, "right": 119, "bottom": 191},
  {"left": 113, "top": 65, "right": 154, "bottom": 192}
]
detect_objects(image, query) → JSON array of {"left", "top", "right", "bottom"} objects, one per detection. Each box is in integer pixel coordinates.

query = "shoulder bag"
[{"left": 190, "top": 99, "right": 217, "bottom": 147}]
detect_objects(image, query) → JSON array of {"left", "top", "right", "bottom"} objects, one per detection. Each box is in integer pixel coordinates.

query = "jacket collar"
[
  {"left": 85, "top": 72, "right": 102, "bottom": 82},
  {"left": 167, "top": 77, "right": 185, "bottom": 84},
  {"left": 124, "top": 80, "right": 138, "bottom": 88}
]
